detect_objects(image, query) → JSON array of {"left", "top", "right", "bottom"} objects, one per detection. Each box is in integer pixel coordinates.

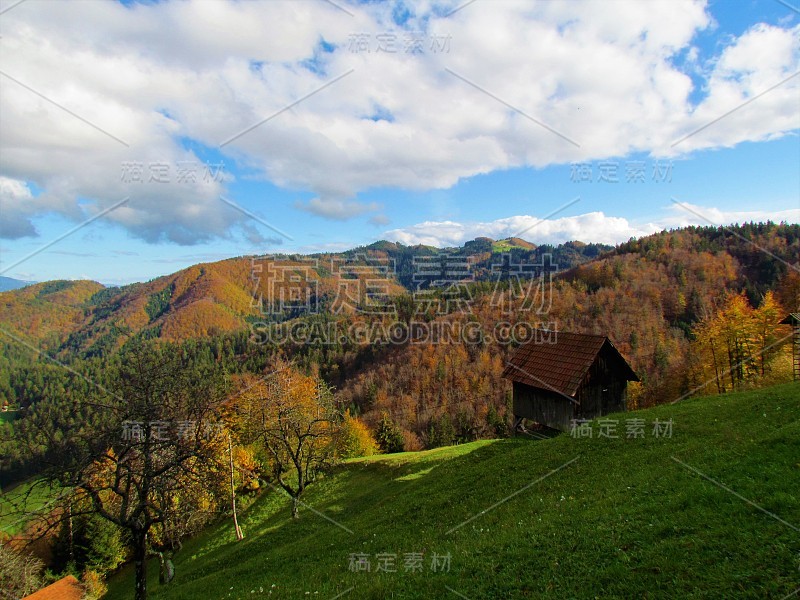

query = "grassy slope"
[
  {"left": 105, "top": 383, "right": 800, "bottom": 599},
  {"left": 0, "top": 479, "right": 60, "bottom": 537}
]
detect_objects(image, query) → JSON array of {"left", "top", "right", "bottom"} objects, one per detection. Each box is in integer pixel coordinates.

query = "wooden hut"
[
  {"left": 780, "top": 313, "right": 799, "bottom": 381},
  {"left": 503, "top": 330, "right": 639, "bottom": 432}
]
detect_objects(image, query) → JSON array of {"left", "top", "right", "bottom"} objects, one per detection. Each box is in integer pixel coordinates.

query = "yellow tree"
[
  {"left": 751, "top": 291, "right": 785, "bottom": 377},
  {"left": 690, "top": 292, "right": 789, "bottom": 393},
  {"left": 690, "top": 309, "right": 727, "bottom": 394},
  {"left": 690, "top": 293, "right": 753, "bottom": 393},
  {"left": 235, "top": 364, "right": 337, "bottom": 519},
  {"left": 716, "top": 292, "right": 755, "bottom": 390},
  {"left": 335, "top": 411, "right": 378, "bottom": 459}
]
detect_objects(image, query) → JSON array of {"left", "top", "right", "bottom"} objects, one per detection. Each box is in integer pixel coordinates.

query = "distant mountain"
[
  {"left": 10, "top": 224, "right": 796, "bottom": 362},
  {"left": 0, "top": 280, "right": 104, "bottom": 343},
  {"left": 0, "top": 223, "right": 798, "bottom": 426},
  {"left": 492, "top": 237, "right": 537, "bottom": 252},
  {"left": 0, "top": 276, "right": 34, "bottom": 292},
  {"left": 0, "top": 238, "right": 609, "bottom": 354}
]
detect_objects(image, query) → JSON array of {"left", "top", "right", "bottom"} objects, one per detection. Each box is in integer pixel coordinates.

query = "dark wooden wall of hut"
[
  {"left": 512, "top": 343, "right": 629, "bottom": 431},
  {"left": 512, "top": 382, "right": 575, "bottom": 432},
  {"left": 574, "top": 347, "right": 628, "bottom": 418}
]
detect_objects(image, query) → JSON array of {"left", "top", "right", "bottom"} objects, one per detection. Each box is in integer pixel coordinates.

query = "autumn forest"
[{"left": 1, "top": 223, "right": 798, "bottom": 598}]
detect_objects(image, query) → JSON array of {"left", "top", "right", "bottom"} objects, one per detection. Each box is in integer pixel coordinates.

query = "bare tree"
[
  {"left": 19, "top": 340, "right": 230, "bottom": 600},
  {"left": 228, "top": 432, "right": 243, "bottom": 540},
  {"left": 235, "top": 364, "right": 338, "bottom": 519}
]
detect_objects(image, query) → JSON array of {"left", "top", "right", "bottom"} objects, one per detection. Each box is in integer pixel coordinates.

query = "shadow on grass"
[{"left": 105, "top": 383, "right": 800, "bottom": 599}]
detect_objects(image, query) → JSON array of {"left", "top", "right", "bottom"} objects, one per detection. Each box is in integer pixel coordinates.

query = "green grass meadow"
[
  {"left": 0, "top": 479, "right": 60, "bottom": 538},
  {"left": 103, "top": 383, "right": 800, "bottom": 599}
]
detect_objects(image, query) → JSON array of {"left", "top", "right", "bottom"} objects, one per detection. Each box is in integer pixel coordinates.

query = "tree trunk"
[
  {"left": 133, "top": 530, "right": 148, "bottom": 600},
  {"left": 67, "top": 503, "right": 74, "bottom": 565},
  {"left": 291, "top": 496, "right": 299, "bottom": 519},
  {"left": 228, "top": 434, "right": 243, "bottom": 540},
  {"left": 709, "top": 341, "right": 722, "bottom": 394}
]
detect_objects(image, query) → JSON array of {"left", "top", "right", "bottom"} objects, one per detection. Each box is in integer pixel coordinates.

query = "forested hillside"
[
  {"left": 334, "top": 224, "right": 799, "bottom": 447},
  {"left": 1, "top": 224, "right": 798, "bottom": 475},
  {"left": 0, "top": 238, "right": 608, "bottom": 355},
  {"left": 1, "top": 223, "right": 798, "bottom": 600}
]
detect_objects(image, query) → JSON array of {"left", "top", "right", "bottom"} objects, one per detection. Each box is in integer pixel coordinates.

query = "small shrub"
[
  {"left": 401, "top": 429, "right": 423, "bottom": 452},
  {"left": 375, "top": 413, "right": 405, "bottom": 453},
  {"left": 81, "top": 569, "right": 107, "bottom": 600},
  {"left": 0, "top": 543, "right": 44, "bottom": 598},
  {"left": 336, "top": 412, "right": 379, "bottom": 458}
]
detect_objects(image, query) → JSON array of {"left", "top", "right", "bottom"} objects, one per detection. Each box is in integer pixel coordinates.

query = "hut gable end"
[{"left": 503, "top": 330, "right": 639, "bottom": 432}]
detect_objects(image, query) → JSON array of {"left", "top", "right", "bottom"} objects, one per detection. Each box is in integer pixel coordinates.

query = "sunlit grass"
[
  {"left": 104, "top": 383, "right": 800, "bottom": 599},
  {"left": 0, "top": 479, "right": 60, "bottom": 537}
]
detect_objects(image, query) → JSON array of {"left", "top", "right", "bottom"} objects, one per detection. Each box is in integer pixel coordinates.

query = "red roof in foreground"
[
  {"left": 503, "top": 330, "right": 638, "bottom": 397},
  {"left": 23, "top": 575, "right": 83, "bottom": 600}
]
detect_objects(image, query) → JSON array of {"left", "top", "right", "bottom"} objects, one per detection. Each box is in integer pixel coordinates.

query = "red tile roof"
[
  {"left": 503, "top": 330, "right": 637, "bottom": 397},
  {"left": 23, "top": 575, "right": 83, "bottom": 600}
]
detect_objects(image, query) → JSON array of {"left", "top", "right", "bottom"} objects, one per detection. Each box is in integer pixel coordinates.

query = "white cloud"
[
  {"left": 369, "top": 214, "right": 391, "bottom": 227},
  {"left": 669, "top": 22, "right": 800, "bottom": 153},
  {"left": 295, "top": 197, "right": 380, "bottom": 220},
  {"left": 0, "top": 177, "right": 47, "bottom": 239},
  {"left": 384, "top": 212, "right": 659, "bottom": 246},
  {"left": 383, "top": 205, "right": 800, "bottom": 247},
  {"left": 0, "top": 0, "right": 797, "bottom": 242},
  {"left": 662, "top": 202, "right": 800, "bottom": 229}
]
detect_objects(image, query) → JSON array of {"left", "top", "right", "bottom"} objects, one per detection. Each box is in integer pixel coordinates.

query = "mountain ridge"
[
  {"left": 0, "top": 276, "right": 35, "bottom": 293},
  {"left": 0, "top": 237, "right": 610, "bottom": 353}
]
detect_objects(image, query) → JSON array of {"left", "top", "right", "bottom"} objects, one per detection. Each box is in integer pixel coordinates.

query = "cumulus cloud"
[
  {"left": 295, "top": 198, "right": 380, "bottom": 220},
  {"left": 369, "top": 214, "right": 391, "bottom": 227},
  {"left": 0, "top": 177, "right": 37, "bottom": 239},
  {"left": 383, "top": 212, "right": 659, "bottom": 246},
  {"left": 241, "top": 223, "right": 284, "bottom": 247},
  {"left": 0, "top": 0, "right": 797, "bottom": 242},
  {"left": 669, "top": 22, "right": 800, "bottom": 152},
  {"left": 662, "top": 202, "right": 800, "bottom": 229},
  {"left": 383, "top": 206, "right": 800, "bottom": 247}
]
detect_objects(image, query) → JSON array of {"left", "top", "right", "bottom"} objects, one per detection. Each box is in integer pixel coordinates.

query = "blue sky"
[{"left": 0, "top": 0, "right": 798, "bottom": 285}]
